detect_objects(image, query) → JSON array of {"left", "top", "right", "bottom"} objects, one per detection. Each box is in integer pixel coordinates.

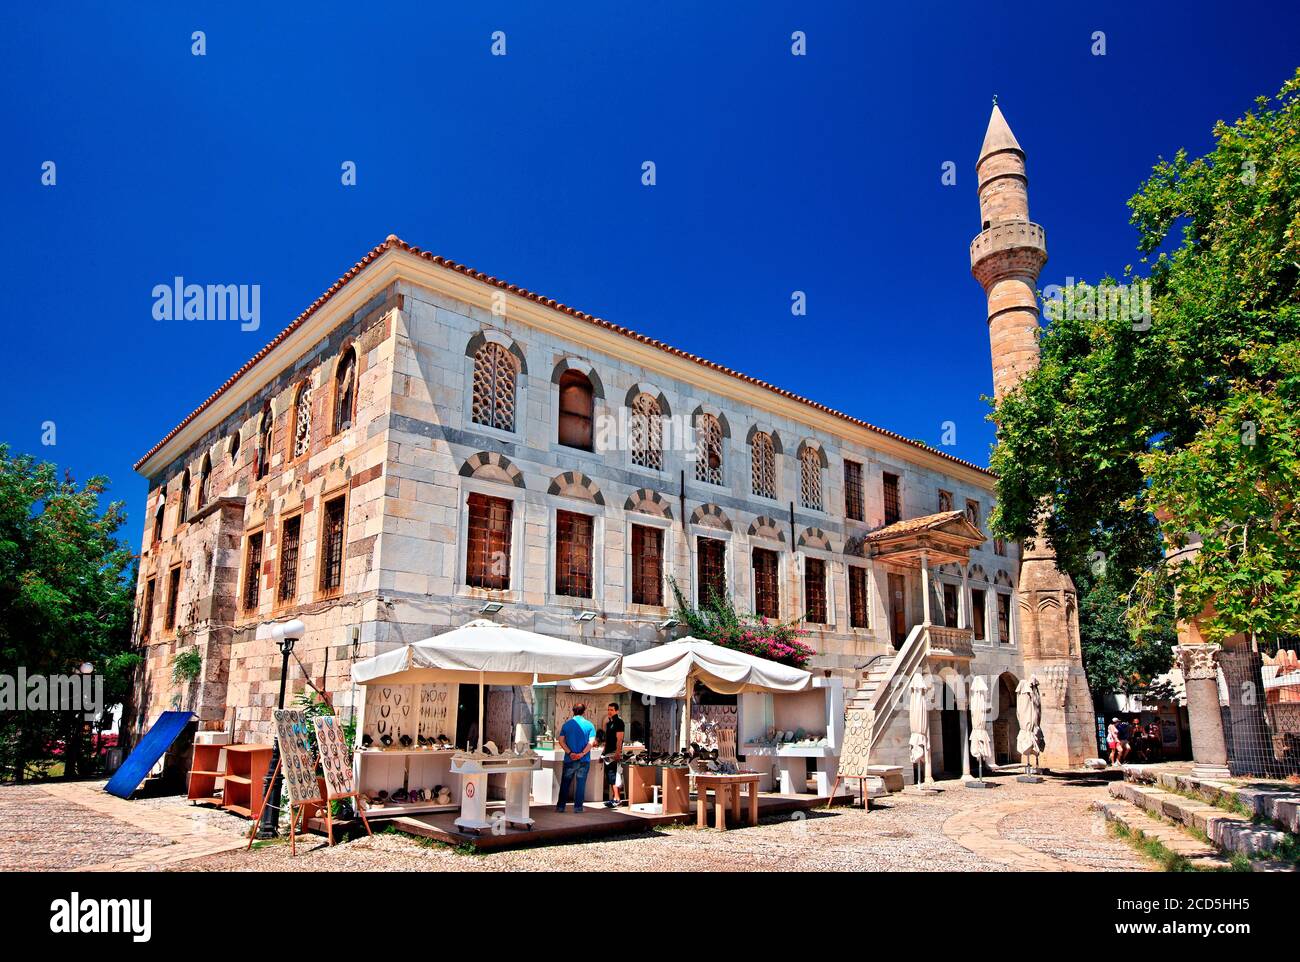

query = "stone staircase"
[
  {"left": 847, "top": 624, "right": 930, "bottom": 780},
  {"left": 1094, "top": 765, "right": 1299, "bottom": 871}
]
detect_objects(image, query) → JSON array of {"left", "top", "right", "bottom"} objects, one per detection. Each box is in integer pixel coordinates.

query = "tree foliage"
[
  {"left": 991, "top": 69, "right": 1300, "bottom": 650},
  {"left": 0, "top": 446, "right": 138, "bottom": 780}
]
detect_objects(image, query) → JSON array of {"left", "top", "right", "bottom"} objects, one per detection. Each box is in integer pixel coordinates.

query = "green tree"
[
  {"left": 1134, "top": 343, "right": 1300, "bottom": 642},
  {"left": 991, "top": 69, "right": 1300, "bottom": 655},
  {"left": 0, "top": 446, "right": 139, "bottom": 781}
]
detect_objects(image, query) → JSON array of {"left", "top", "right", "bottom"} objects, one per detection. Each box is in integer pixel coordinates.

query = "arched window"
[
  {"left": 256, "top": 403, "right": 273, "bottom": 480},
  {"left": 471, "top": 342, "right": 517, "bottom": 432},
  {"left": 558, "top": 369, "right": 594, "bottom": 450},
  {"left": 292, "top": 382, "right": 312, "bottom": 459},
  {"left": 178, "top": 470, "right": 191, "bottom": 524},
  {"left": 800, "top": 446, "right": 823, "bottom": 510},
  {"left": 153, "top": 499, "right": 165, "bottom": 543},
  {"left": 334, "top": 348, "right": 357, "bottom": 434},
  {"left": 198, "top": 454, "right": 212, "bottom": 507},
  {"left": 630, "top": 393, "right": 662, "bottom": 469},
  {"left": 229, "top": 430, "right": 240, "bottom": 466},
  {"left": 751, "top": 431, "right": 776, "bottom": 499},
  {"left": 695, "top": 414, "right": 723, "bottom": 485}
]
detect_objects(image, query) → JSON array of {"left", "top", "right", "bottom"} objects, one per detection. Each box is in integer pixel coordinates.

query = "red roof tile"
[{"left": 135, "top": 236, "right": 994, "bottom": 478}]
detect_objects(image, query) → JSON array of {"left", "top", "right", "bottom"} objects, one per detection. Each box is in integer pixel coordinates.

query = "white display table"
[
  {"left": 742, "top": 743, "right": 840, "bottom": 796},
  {"left": 529, "top": 748, "right": 606, "bottom": 805},
  {"left": 451, "top": 751, "right": 541, "bottom": 831}
]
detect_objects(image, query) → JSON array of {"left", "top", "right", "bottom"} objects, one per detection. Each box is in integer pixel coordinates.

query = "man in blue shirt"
[{"left": 557, "top": 703, "right": 597, "bottom": 814}]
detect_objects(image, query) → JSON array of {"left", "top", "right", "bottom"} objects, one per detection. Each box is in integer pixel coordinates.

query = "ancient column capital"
[{"left": 1174, "top": 643, "right": 1221, "bottom": 681}]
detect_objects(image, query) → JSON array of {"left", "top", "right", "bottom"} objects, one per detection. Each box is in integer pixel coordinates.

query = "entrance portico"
[{"left": 862, "top": 511, "right": 988, "bottom": 783}]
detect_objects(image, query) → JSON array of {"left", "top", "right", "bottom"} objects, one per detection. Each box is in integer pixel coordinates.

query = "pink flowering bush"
[{"left": 669, "top": 579, "right": 816, "bottom": 669}]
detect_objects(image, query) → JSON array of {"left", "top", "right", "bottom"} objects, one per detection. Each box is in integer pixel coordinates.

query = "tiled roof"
[
  {"left": 135, "top": 236, "right": 994, "bottom": 478},
  {"left": 864, "top": 510, "right": 969, "bottom": 541}
]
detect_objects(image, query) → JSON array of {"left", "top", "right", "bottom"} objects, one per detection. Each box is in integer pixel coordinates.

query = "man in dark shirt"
[{"left": 603, "top": 702, "right": 625, "bottom": 808}]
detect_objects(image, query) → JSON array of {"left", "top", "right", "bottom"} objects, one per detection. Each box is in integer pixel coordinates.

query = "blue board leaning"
[{"left": 104, "top": 711, "right": 195, "bottom": 799}]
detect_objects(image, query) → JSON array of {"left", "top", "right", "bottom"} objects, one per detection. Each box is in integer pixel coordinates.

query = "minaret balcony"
[{"left": 969, "top": 221, "right": 1047, "bottom": 278}]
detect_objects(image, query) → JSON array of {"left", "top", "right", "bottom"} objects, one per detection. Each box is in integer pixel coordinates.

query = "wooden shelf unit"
[
  {"left": 188, "top": 743, "right": 274, "bottom": 818},
  {"left": 187, "top": 743, "right": 227, "bottom": 805}
]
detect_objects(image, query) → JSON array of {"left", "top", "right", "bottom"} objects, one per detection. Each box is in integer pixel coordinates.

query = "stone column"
[
  {"left": 920, "top": 550, "right": 932, "bottom": 626},
  {"left": 1174, "top": 644, "right": 1230, "bottom": 779},
  {"left": 957, "top": 679, "right": 972, "bottom": 780},
  {"left": 959, "top": 562, "right": 969, "bottom": 630}
]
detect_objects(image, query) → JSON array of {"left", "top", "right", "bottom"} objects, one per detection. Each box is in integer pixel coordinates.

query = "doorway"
[
  {"left": 888, "top": 572, "right": 907, "bottom": 648},
  {"left": 455, "top": 683, "right": 480, "bottom": 751},
  {"left": 940, "top": 708, "right": 963, "bottom": 779}
]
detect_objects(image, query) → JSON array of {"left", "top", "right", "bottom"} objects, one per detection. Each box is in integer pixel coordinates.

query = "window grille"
[
  {"left": 753, "top": 547, "right": 780, "bottom": 618},
  {"left": 844, "top": 460, "right": 864, "bottom": 521},
  {"left": 320, "top": 497, "right": 345, "bottom": 591},
  {"left": 555, "top": 510, "right": 594, "bottom": 598},
  {"left": 630, "top": 393, "right": 663, "bottom": 469},
  {"left": 631, "top": 524, "right": 663, "bottom": 606},
  {"left": 804, "top": 557, "right": 827, "bottom": 624},
  {"left": 471, "top": 343, "right": 516, "bottom": 432},
  {"left": 752, "top": 432, "right": 776, "bottom": 499},
  {"left": 695, "top": 415, "right": 723, "bottom": 485},
  {"left": 278, "top": 516, "right": 301, "bottom": 602},
  {"left": 466, "top": 493, "right": 512, "bottom": 589}
]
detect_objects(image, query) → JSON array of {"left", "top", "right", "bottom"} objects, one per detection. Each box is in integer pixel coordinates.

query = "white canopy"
[
  {"left": 968, "top": 675, "right": 994, "bottom": 766},
  {"left": 1016, "top": 676, "right": 1046, "bottom": 761},
  {"left": 351, "top": 619, "right": 622, "bottom": 687},
  {"left": 568, "top": 637, "right": 813, "bottom": 699}
]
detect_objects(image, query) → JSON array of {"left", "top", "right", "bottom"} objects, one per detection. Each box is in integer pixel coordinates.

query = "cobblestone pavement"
[
  {"left": 1, "top": 774, "right": 1156, "bottom": 872},
  {"left": 0, "top": 781, "right": 248, "bottom": 871}
]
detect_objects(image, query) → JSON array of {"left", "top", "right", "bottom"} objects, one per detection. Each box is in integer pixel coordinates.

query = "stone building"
[{"left": 129, "top": 107, "right": 1094, "bottom": 776}]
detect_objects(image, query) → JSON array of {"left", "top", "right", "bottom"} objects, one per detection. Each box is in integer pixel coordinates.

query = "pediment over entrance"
[{"left": 864, "top": 510, "right": 986, "bottom": 568}]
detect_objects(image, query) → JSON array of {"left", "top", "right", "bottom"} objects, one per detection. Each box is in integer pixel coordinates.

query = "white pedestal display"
[
  {"left": 457, "top": 772, "right": 491, "bottom": 831},
  {"left": 451, "top": 751, "right": 541, "bottom": 832},
  {"left": 504, "top": 771, "right": 533, "bottom": 828}
]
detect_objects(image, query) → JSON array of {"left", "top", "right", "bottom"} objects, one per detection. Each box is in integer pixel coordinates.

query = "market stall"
[
  {"left": 738, "top": 677, "right": 845, "bottom": 793},
  {"left": 567, "top": 638, "right": 839, "bottom": 814},
  {"left": 351, "top": 620, "right": 620, "bottom": 832}
]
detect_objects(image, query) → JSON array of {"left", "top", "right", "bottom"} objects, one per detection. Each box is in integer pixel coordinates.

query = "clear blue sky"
[{"left": 3, "top": 1, "right": 1297, "bottom": 541}]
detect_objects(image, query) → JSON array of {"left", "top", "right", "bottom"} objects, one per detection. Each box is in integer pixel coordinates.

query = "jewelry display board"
[
  {"left": 650, "top": 698, "right": 677, "bottom": 752},
  {"left": 365, "top": 684, "right": 416, "bottom": 748},
  {"left": 272, "top": 709, "right": 322, "bottom": 805},
  {"left": 838, "top": 707, "right": 872, "bottom": 779},
  {"left": 691, "top": 704, "right": 738, "bottom": 763},
  {"left": 416, "top": 684, "right": 454, "bottom": 743},
  {"left": 355, "top": 681, "right": 462, "bottom": 817},
  {"left": 312, "top": 714, "right": 355, "bottom": 796}
]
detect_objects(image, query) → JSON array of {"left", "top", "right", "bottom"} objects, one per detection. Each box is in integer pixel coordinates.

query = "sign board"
[
  {"left": 272, "top": 709, "right": 322, "bottom": 804},
  {"left": 839, "top": 707, "right": 872, "bottom": 779},
  {"left": 312, "top": 714, "right": 355, "bottom": 797}
]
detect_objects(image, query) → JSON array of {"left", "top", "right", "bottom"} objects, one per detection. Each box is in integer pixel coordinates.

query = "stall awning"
[
  {"left": 569, "top": 637, "right": 813, "bottom": 699},
  {"left": 351, "top": 619, "right": 621, "bottom": 687}
]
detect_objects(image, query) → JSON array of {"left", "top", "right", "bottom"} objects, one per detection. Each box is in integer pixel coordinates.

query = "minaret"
[{"left": 970, "top": 103, "right": 1098, "bottom": 768}]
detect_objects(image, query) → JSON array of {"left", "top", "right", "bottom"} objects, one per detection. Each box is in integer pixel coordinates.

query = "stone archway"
[{"left": 993, "top": 672, "right": 1021, "bottom": 765}]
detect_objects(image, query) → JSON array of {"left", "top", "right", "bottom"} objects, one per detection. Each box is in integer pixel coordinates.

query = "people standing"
[
  {"left": 1107, "top": 718, "right": 1121, "bottom": 766},
  {"left": 556, "top": 703, "right": 597, "bottom": 814},
  {"left": 1116, "top": 716, "right": 1131, "bottom": 764},
  {"left": 603, "top": 702, "right": 625, "bottom": 809}
]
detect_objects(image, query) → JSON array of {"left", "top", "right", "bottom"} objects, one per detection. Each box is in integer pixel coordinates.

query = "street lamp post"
[{"left": 256, "top": 620, "right": 305, "bottom": 840}]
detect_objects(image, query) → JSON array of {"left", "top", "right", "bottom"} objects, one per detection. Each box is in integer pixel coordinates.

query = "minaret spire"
[
  {"left": 970, "top": 103, "right": 1043, "bottom": 401},
  {"left": 969, "top": 105, "right": 1098, "bottom": 770}
]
